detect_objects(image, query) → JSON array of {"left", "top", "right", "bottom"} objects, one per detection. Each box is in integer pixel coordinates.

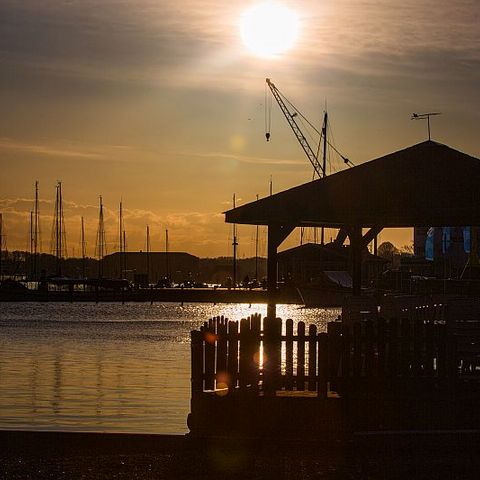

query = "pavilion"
[{"left": 225, "top": 140, "right": 480, "bottom": 315}]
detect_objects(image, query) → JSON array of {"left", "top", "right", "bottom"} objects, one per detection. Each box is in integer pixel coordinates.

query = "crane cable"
[
  {"left": 265, "top": 82, "right": 271, "bottom": 141},
  {"left": 267, "top": 86, "right": 354, "bottom": 168}
]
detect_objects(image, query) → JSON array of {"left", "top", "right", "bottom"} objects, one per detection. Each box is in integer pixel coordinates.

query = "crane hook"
[{"left": 265, "top": 132, "right": 270, "bottom": 142}]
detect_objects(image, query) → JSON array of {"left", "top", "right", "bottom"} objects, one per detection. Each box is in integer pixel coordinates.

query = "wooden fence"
[{"left": 191, "top": 313, "right": 480, "bottom": 400}]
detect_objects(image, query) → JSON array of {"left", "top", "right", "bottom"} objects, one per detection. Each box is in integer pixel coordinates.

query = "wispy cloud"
[
  {"left": 187, "top": 151, "right": 304, "bottom": 166},
  {"left": 0, "top": 138, "right": 105, "bottom": 160}
]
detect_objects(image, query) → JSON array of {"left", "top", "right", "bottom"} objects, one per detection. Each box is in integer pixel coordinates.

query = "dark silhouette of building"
[
  {"left": 102, "top": 252, "right": 199, "bottom": 284},
  {"left": 278, "top": 242, "right": 387, "bottom": 286}
]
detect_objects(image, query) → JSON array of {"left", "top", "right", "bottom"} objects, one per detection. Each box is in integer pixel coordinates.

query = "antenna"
[{"left": 411, "top": 112, "right": 442, "bottom": 141}]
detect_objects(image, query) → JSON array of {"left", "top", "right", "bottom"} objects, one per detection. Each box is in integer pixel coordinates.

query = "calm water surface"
[{"left": 0, "top": 302, "right": 339, "bottom": 434}]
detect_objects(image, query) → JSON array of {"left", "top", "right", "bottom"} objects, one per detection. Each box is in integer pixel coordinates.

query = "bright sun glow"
[{"left": 240, "top": 2, "right": 299, "bottom": 58}]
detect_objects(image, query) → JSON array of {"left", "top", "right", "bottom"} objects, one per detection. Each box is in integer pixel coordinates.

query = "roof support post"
[
  {"left": 349, "top": 225, "right": 363, "bottom": 296},
  {"left": 361, "top": 226, "right": 383, "bottom": 249},
  {"left": 267, "top": 224, "right": 295, "bottom": 318}
]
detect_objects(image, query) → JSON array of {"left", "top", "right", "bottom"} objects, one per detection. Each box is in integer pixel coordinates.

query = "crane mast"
[{"left": 266, "top": 78, "right": 324, "bottom": 178}]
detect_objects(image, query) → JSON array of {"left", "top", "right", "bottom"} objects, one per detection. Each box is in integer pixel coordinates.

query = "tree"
[{"left": 377, "top": 241, "right": 399, "bottom": 262}]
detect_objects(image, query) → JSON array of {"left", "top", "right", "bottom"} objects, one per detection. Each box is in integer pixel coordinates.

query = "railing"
[{"left": 191, "top": 313, "right": 480, "bottom": 401}]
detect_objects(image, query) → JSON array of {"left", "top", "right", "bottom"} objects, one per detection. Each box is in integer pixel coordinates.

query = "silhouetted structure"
[
  {"left": 189, "top": 305, "right": 480, "bottom": 438},
  {"left": 225, "top": 141, "right": 480, "bottom": 315},
  {"left": 102, "top": 251, "right": 199, "bottom": 284},
  {"left": 278, "top": 242, "right": 386, "bottom": 286}
]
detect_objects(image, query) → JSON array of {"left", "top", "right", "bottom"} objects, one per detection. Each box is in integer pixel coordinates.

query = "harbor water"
[{"left": 0, "top": 302, "right": 339, "bottom": 434}]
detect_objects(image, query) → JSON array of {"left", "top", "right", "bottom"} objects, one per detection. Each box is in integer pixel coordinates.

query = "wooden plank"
[
  {"left": 352, "top": 321, "right": 362, "bottom": 378},
  {"left": 239, "top": 317, "right": 250, "bottom": 389},
  {"left": 364, "top": 320, "right": 375, "bottom": 378},
  {"left": 317, "top": 333, "right": 328, "bottom": 399},
  {"left": 204, "top": 323, "right": 216, "bottom": 391},
  {"left": 263, "top": 316, "right": 282, "bottom": 394},
  {"left": 437, "top": 323, "right": 447, "bottom": 379},
  {"left": 341, "top": 323, "right": 351, "bottom": 380},
  {"left": 216, "top": 317, "right": 227, "bottom": 386},
  {"left": 400, "top": 318, "right": 411, "bottom": 376},
  {"left": 425, "top": 320, "right": 434, "bottom": 376},
  {"left": 413, "top": 316, "right": 424, "bottom": 376},
  {"left": 376, "top": 318, "right": 386, "bottom": 378},
  {"left": 227, "top": 321, "right": 239, "bottom": 391},
  {"left": 297, "top": 321, "right": 306, "bottom": 391},
  {"left": 251, "top": 314, "right": 262, "bottom": 391},
  {"left": 387, "top": 318, "right": 398, "bottom": 377},
  {"left": 285, "top": 318, "right": 294, "bottom": 390},
  {"left": 191, "top": 329, "right": 203, "bottom": 396},
  {"left": 308, "top": 324, "right": 317, "bottom": 391}
]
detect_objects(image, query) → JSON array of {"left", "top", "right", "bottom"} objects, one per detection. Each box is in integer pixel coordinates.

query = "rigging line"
[{"left": 277, "top": 88, "right": 353, "bottom": 165}]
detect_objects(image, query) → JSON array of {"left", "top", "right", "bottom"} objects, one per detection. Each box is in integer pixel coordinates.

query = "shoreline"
[{"left": 3, "top": 429, "right": 480, "bottom": 479}]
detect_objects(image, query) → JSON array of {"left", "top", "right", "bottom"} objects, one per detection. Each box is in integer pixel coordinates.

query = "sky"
[{"left": 1, "top": 0, "right": 479, "bottom": 258}]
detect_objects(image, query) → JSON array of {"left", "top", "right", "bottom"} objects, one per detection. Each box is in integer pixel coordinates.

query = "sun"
[{"left": 240, "top": 2, "right": 299, "bottom": 58}]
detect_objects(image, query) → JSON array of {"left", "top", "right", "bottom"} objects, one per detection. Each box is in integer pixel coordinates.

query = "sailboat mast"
[
  {"left": 119, "top": 201, "right": 123, "bottom": 278},
  {"left": 33, "top": 181, "right": 39, "bottom": 279},
  {"left": 123, "top": 230, "right": 127, "bottom": 278},
  {"left": 146, "top": 225, "right": 150, "bottom": 283},
  {"left": 30, "top": 210, "right": 34, "bottom": 280},
  {"left": 81, "top": 216, "right": 86, "bottom": 279},
  {"left": 321, "top": 111, "right": 328, "bottom": 245},
  {"left": 255, "top": 194, "right": 259, "bottom": 282},
  {"left": 165, "top": 227, "right": 169, "bottom": 282},
  {"left": 96, "top": 195, "right": 105, "bottom": 278},
  {"left": 0, "top": 213, "right": 3, "bottom": 281}
]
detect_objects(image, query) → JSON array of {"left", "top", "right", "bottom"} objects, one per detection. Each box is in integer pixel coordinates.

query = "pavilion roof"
[{"left": 225, "top": 141, "right": 480, "bottom": 228}]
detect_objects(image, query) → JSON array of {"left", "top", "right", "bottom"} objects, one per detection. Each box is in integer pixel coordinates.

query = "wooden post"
[
  {"left": 191, "top": 330, "right": 203, "bottom": 397},
  {"left": 216, "top": 316, "right": 228, "bottom": 388},
  {"left": 264, "top": 316, "right": 282, "bottom": 395},
  {"left": 267, "top": 229, "right": 277, "bottom": 319},
  {"left": 239, "top": 317, "right": 250, "bottom": 389},
  {"left": 317, "top": 333, "right": 328, "bottom": 399},
  {"left": 308, "top": 324, "right": 317, "bottom": 391},
  {"left": 266, "top": 224, "right": 294, "bottom": 318},
  {"left": 297, "top": 321, "right": 306, "bottom": 391},
  {"left": 285, "top": 319, "right": 294, "bottom": 390},
  {"left": 350, "top": 225, "right": 363, "bottom": 296},
  {"left": 204, "top": 324, "right": 216, "bottom": 391},
  {"left": 227, "top": 321, "right": 239, "bottom": 392}
]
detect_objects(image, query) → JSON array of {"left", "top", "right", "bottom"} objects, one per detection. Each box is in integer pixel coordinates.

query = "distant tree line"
[{"left": 0, "top": 251, "right": 267, "bottom": 285}]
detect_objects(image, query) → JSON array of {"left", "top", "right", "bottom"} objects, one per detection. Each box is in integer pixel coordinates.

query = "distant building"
[
  {"left": 413, "top": 226, "right": 477, "bottom": 278},
  {"left": 102, "top": 252, "right": 199, "bottom": 283},
  {"left": 277, "top": 242, "right": 387, "bottom": 287}
]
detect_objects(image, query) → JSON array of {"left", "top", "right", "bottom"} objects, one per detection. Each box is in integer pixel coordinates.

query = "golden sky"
[{"left": 1, "top": 0, "right": 479, "bottom": 257}]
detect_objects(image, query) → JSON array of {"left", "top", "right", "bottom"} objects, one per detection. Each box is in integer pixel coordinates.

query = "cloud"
[
  {"left": 0, "top": 138, "right": 106, "bottom": 160},
  {"left": 187, "top": 151, "right": 304, "bottom": 166},
  {"left": 0, "top": 195, "right": 227, "bottom": 256}
]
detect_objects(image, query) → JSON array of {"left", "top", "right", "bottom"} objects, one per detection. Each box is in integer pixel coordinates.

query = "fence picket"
[
  {"left": 308, "top": 324, "right": 317, "bottom": 391},
  {"left": 297, "top": 321, "right": 306, "bottom": 391}
]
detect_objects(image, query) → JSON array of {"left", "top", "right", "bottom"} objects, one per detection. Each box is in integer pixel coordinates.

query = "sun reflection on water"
[{"left": 0, "top": 302, "right": 339, "bottom": 434}]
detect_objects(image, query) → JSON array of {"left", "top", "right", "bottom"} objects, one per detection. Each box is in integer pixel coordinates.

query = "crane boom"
[{"left": 266, "top": 78, "right": 324, "bottom": 178}]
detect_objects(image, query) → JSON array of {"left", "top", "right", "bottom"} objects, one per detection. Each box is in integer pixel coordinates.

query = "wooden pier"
[{"left": 189, "top": 306, "right": 480, "bottom": 439}]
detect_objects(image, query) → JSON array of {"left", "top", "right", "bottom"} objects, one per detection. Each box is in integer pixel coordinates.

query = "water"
[{"left": 0, "top": 302, "right": 339, "bottom": 434}]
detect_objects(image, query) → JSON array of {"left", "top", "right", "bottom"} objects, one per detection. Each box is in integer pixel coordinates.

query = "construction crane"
[
  {"left": 266, "top": 78, "right": 324, "bottom": 178},
  {"left": 265, "top": 78, "right": 353, "bottom": 180},
  {"left": 265, "top": 78, "right": 355, "bottom": 247}
]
